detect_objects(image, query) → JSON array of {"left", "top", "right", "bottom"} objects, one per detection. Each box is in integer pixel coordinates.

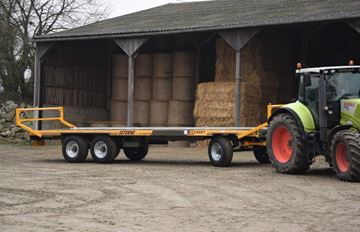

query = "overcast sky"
[{"left": 108, "top": 0, "right": 208, "bottom": 17}]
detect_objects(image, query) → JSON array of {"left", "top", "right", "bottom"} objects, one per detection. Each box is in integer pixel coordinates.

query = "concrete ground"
[{"left": 0, "top": 143, "right": 359, "bottom": 232}]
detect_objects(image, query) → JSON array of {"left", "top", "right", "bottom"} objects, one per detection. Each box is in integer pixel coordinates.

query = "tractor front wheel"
[
  {"left": 331, "top": 130, "right": 360, "bottom": 182},
  {"left": 267, "top": 114, "right": 309, "bottom": 174}
]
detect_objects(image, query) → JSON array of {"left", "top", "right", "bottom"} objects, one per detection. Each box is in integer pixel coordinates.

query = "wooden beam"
[
  {"left": 107, "top": 41, "right": 112, "bottom": 112},
  {"left": 219, "top": 29, "right": 259, "bottom": 127},
  {"left": 127, "top": 55, "right": 135, "bottom": 127},
  {"left": 235, "top": 51, "right": 241, "bottom": 127},
  {"left": 113, "top": 37, "right": 148, "bottom": 127},
  {"left": 33, "top": 42, "right": 55, "bottom": 130},
  {"left": 113, "top": 38, "right": 148, "bottom": 57},
  {"left": 348, "top": 19, "right": 360, "bottom": 34}
]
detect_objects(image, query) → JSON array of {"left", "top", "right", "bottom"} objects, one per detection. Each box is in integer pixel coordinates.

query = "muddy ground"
[{"left": 0, "top": 143, "right": 359, "bottom": 232}]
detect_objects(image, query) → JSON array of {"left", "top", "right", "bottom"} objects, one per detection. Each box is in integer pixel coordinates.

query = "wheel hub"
[
  {"left": 66, "top": 141, "right": 79, "bottom": 158},
  {"left": 336, "top": 143, "right": 349, "bottom": 173},
  {"left": 94, "top": 141, "right": 108, "bottom": 159},
  {"left": 211, "top": 143, "right": 223, "bottom": 161},
  {"left": 272, "top": 126, "right": 293, "bottom": 163}
]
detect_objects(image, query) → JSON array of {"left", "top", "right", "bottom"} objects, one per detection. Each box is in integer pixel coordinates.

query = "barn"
[{"left": 33, "top": 0, "right": 360, "bottom": 134}]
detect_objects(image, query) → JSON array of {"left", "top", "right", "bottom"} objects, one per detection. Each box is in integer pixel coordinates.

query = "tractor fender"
[
  {"left": 268, "top": 108, "right": 305, "bottom": 133},
  {"left": 269, "top": 101, "right": 316, "bottom": 133},
  {"left": 328, "top": 125, "right": 352, "bottom": 145}
]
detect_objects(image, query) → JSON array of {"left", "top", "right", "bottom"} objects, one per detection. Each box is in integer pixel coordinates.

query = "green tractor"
[{"left": 267, "top": 64, "right": 360, "bottom": 182}]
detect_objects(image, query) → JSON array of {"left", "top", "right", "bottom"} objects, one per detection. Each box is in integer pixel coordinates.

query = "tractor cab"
[{"left": 297, "top": 65, "right": 360, "bottom": 129}]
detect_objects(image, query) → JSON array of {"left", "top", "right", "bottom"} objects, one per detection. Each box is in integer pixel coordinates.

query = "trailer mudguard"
[{"left": 269, "top": 101, "right": 316, "bottom": 133}]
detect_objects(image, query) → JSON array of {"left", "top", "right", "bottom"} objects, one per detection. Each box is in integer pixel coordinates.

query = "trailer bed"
[{"left": 15, "top": 106, "right": 282, "bottom": 166}]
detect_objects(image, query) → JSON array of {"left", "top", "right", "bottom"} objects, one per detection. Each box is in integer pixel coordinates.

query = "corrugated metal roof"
[{"left": 34, "top": 0, "right": 360, "bottom": 41}]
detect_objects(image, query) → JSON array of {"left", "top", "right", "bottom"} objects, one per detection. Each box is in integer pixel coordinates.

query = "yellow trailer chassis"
[{"left": 16, "top": 105, "right": 282, "bottom": 166}]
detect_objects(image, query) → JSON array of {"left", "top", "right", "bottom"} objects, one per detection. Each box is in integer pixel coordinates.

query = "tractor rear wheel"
[
  {"left": 331, "top": 130, "right": 360, "bottom": 182},
  {"left": 253, "top": 146, "right": 270, "bottom": 164},
  {"left": 267, "top": 114, "right": 309, "bottom": 174}
]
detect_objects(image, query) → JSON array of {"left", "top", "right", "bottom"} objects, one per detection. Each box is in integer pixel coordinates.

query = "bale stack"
[
  {"left": 194, "top": 82, "right": 235, "bottom": 148},
  {"left": 168, "top": 52, "right": 196, "bottom": 127},
  {"left": 111, "top": 55, "right": 128, "bottom": 126},
  {"left": 150, "top": 53, "right": 173, "bottom": 127},
  {"left": 215, "top": 39, "right": 235, "bottom": 82},
  {"left": 134, "top": 54, "right": 153, "bottom": 127},
  {"left": 194, "top": 82, "right": 235, "bottom": 127}
]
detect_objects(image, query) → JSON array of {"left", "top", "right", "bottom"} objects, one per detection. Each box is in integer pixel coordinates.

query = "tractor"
[{"left": 267, "top": 63, "right": 360, "bottom": 182}]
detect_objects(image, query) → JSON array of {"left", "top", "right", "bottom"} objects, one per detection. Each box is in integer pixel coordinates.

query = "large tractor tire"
[
  {"left": 253, "top": 146, "right": 270, "bottom": 164},
  {"left": 62, "top": 136, "right": 89, "bottom": 163},
  {"left": 208, "top": 136, "right": 233, "bottom": 167},
  {"left": 267, "top": 114, "right": 309, "bottom": 174},
  {"left": 330, "top": 130, "right": 360, "bottom": 182}
]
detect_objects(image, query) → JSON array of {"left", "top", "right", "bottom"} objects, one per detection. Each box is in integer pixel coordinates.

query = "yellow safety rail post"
[
  {"left": 267, "top": 104, "right": 284, "bottom": 119},
  {"left": 16, "top": 107, "right": 76, "bottom": 138}
]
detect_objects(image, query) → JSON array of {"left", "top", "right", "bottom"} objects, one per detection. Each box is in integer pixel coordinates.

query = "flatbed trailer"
[{"left": 16, "top": 105, "right": 282, "bottom": 166}]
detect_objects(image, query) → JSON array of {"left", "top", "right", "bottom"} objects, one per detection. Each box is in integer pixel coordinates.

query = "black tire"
[
  {"left": 62, "top": 136, "right": 88, "bottom": 163},
  {"left": 208, "top": 136, "right": 233, "bottom": 167},
  {"left": 123, "top": 143, "right": 149, "bottom": 161},
  {"left": 330, "top": 130, "right": 360, "bottom": 182},
  {"left": 90, "top": 136, "right": 118, "bottom": 163},
  {"left": 267, "top": 114, "right": 309, "bottom": 174},
  {"left": 253, "top": 146, "right": 270, "bottom": 164}
]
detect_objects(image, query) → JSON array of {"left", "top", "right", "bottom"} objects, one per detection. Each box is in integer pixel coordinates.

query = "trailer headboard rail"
[{"left": 16, "top": 107, "right": 76, "bottom": 137}]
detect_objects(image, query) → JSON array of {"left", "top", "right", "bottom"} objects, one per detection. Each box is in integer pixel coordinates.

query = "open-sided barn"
[{"left": 33, "top": 0, "right": 360, "bottom": 133}]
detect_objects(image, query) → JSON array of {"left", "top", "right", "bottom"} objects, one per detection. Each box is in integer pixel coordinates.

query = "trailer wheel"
[
  {"left": 253, "top": 146, "right": 270, "bottom": 164},
  {"left": 90, "top": 136, "right": 118, "bottom": 163},
  {"left": 208, "top": 136, "right": 233, "bottom": 167},
  {"left": 331, "top": 130, "right": 360, "bottom": 182},
  {"left": 124, "top": 143, "right": 149, "bottom": 161},
  {"left": 267, "top": 114, "right": 309, "bottom": 174},
  {"left": 62, "top": 136, "right": 88, "bottom": 163}
]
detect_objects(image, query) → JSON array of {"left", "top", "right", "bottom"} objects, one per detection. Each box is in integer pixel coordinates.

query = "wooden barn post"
[
  {"left": 219, "top": 29, "right": 259, "bottom": 127},
  {"left": 114, "top": 38, "right": 148, "bottom": 127},
  {"left": 33, "top": 42, "right": 54, "bottom": 130}
]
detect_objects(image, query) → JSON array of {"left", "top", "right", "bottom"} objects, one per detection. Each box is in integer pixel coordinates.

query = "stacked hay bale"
[
  {"left": 194, "top": 83, "right": 235, "bottom": 148},
  {"left": 168, "top": 52, "right": 195, "bottom": 126},
  {"left": 111, "top": 55, "right": 128, "bottom": 126},
  {"left": 194, "top": 38, "right": 236, "bottom": 140},
  {"left": 215, "top": 39, "right": 235, "bottom": 82},
  {"left": 150, "top": 53, "right": 173, "bottom": 127},
  {"left": 209, "top": 36, "right": 295, "bottom": 127},
  {"left": 194, "top": 82, "right": 235, "bottom": 127},
  {"left": 168, "top": 52, "right": 196, "bottom": 147},
  {"left": 134, "top": 54, "right": 153, "bottom": 127}
]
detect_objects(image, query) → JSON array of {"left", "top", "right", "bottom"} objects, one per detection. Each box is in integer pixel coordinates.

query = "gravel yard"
[{"left": 0, "top": 143, "right": 359, "bottom": 232}]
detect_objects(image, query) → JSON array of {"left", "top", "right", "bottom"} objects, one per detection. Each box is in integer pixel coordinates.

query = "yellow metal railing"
[
  {"left": 267, "top": 104, "right": 284, "bottom": 119},
  {"left": 16, "top": 107, "right": 76, "bottom": 137}
]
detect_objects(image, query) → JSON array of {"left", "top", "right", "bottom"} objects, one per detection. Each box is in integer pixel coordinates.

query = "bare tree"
[{"left": 0, "top": 0, "right": 109, "bottom": 99}]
